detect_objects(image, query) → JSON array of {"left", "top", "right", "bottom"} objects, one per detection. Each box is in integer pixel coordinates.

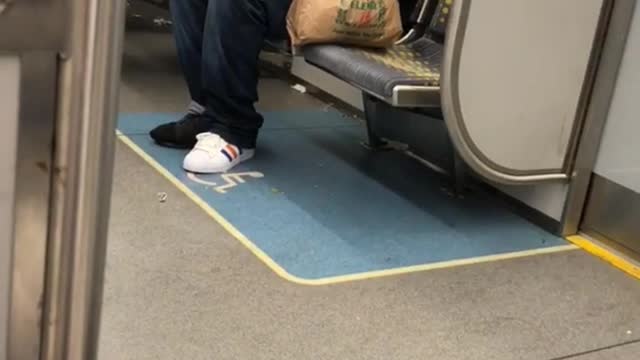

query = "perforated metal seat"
[{"left": 303, "top": 0, "right": 453, "bottom": 107}]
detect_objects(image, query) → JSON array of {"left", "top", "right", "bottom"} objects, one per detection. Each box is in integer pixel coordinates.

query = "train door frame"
[
  {"left": 1, "top": 0, "right": 126, "bottom": 359},
  {"left": 561, "top": 0, "right": 638, "bottom": 236}
]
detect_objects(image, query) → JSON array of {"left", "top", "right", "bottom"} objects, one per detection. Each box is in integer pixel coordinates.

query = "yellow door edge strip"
[
  {"left": 117, "top": 130, "right": 577, "bottom": 286},
  {"left": 566, "top": 235, "right": 640, "bottom": 280}
]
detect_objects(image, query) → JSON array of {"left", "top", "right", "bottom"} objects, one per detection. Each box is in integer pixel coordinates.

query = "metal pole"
[
  {"left": 41, "top": 0, "right": 126, "bottom": 359},
  {"left": 6, "top": 51, "right": 58, "bottom": 360},
  {"left": 2, "top": 1, "right": 66, "bottom": 360}
]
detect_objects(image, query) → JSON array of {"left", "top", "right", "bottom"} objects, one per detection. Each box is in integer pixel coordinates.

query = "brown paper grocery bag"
[{"left": 287, "top": 0, "right": 403, "bottom": 48}]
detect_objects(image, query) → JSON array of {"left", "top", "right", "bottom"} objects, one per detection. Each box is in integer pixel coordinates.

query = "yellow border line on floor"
[
  {"left": 117, "top": 130, "right": 578, "bottom": 286},
  {"left": 566, "top": 235, "right": 640, "bottom": 280}
]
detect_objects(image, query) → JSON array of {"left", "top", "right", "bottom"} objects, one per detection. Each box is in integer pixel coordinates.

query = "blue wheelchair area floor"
[{"left": 117, "top": 111, "right": 569, "bottom": 283}]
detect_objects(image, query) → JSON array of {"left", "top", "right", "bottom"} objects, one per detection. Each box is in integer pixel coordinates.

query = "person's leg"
[
  {"left": 169, "top": 0, "right": 206, "bottom": 106},
  {"left": 201, "top": 0, "right": 292, "bottom": 149},
  {"left": 149, "top": 0, "right": 213, "bottom": 148},
  {"left": 183, "top": 0, "right": 292, "bottom": 173}
]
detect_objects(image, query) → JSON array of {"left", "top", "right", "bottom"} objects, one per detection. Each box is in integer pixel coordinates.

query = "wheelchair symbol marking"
[{"left": 187, "top": 172, "right": 265, "bottom": 194}]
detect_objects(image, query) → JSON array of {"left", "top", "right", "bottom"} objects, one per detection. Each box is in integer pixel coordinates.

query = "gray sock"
[{"left": 187, "top": 101, "right": 205, "bottom": 115}]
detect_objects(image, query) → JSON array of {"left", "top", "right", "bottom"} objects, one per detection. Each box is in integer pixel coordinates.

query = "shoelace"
[{"left": 194, "top": 133, "right": 225, "bottom": 153}]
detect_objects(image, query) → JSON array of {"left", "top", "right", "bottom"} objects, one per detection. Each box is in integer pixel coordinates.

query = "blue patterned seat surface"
[{"left": 304, "top": 37, "right": 443, "bottom": 98}]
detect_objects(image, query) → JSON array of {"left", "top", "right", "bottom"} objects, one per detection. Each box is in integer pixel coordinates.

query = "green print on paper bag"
[{"left": 334, "top": 0, "right": 388, "bottom": 39}]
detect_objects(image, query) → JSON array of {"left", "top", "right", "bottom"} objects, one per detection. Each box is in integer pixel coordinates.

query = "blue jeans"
[{"left": 170, "top": 0, "right": 292, "bottom": 148}]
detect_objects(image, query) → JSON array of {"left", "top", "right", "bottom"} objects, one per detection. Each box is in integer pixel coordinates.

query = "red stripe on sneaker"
[{"left": 226, "top": 145, "right": 238, "bottom": 159}]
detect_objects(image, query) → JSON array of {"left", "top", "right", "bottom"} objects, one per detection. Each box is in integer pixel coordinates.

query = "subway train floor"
[{"left": 98, "top": 29, "right": 640, "bottom": 360}]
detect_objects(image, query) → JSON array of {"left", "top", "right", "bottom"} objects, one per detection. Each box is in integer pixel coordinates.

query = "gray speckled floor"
[{"left": 98, "top": 29, "right": 640, "bottom": 360}]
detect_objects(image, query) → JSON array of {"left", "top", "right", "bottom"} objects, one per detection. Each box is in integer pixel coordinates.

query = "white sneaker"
[{"left": 183, "top": 132, "right": 255, "bottom": 174}]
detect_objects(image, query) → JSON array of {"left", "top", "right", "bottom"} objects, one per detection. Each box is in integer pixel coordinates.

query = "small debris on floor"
[
  {"left": 153, "top": 17, "right": 172, "bottom": 26},
  {"left": 291, "top": 84, "right": 307, "bottom": 94},
  {"left": 271, "top": 188, "right": 283, "bottom": 195},
  {"left": 627, "top": 330, "right": 633, "bottom": 335},
  {"left": 157, "top": 192, "right": 168, "bottom": 203}
]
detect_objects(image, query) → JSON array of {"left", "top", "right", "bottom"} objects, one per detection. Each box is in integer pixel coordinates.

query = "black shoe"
[{"left": 149, "top": 113, "right": 213, "bottom": 149}]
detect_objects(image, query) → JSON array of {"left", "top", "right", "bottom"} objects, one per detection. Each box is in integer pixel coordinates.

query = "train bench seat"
[
  {"left": 301, "top": 0, "right": 609, "bottom": 190},
  {"left": 303, "top": 0, "right": 450, "bottom": 108}
]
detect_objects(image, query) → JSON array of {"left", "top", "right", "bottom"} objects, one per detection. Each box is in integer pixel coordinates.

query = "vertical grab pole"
[{"left": 40, "top": 0, "right": 126, "bottom": 359}]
